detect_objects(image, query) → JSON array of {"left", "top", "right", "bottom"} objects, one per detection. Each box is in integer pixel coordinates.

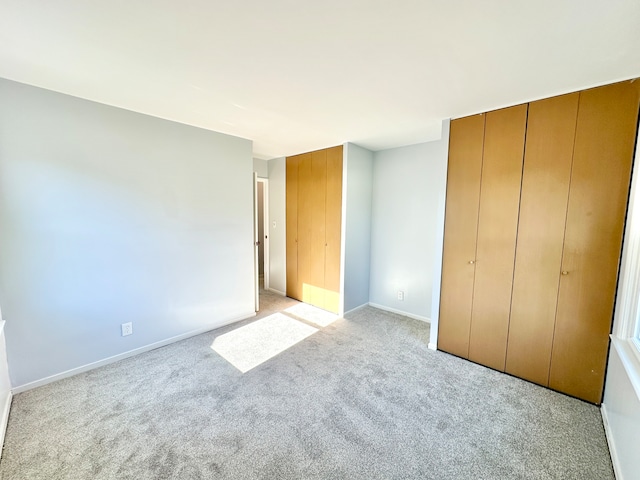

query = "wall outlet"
[
  {"left": 397, "top": 290, "right": 404, "bottom": 301},
  {"left": 121, "top": 322, "right": 133, "bottom": 336}
]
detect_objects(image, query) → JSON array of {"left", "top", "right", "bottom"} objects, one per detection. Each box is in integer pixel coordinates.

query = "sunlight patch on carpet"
[
  {"left": 284, "top": 303, "right": 340, "bottom": 327},
  {"left": 211, "top": 313, "right": 318, "bottom": 373}
]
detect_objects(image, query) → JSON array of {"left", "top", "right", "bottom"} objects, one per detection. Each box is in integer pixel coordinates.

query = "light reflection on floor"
[
  {"left": 284, "top": 303, "right": 340, "bottom": 327},
  {"left": 211, "top": 313, "right": 318, "bottom": 373}
]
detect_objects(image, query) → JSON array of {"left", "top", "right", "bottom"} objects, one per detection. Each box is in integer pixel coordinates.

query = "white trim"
[
  {"left": 612, "top": 131, "right": 640, "bottom": 341},
  {"left": 257, "top": 177, "right": 270, "bottom": 290},
  {"left": 0, "top": 390, "right": 11, "bottom": 460},
  {"left": 368, "top": 303, "right": 431, "bottom": 323},
  {"left": 12, "top": 311, "right": 256, "bottom": 393},
  {"left": 266, "top": 287, "right": 286, "bottom": 296},
  {"left": 0, "top": 320, "right": 10, "bottom": 460},
  {"left": 428, "top": 342, "right": 437, "bottom": 351},
  {"left": 611, "top": 336, "right": 640, "bottom": 402},
  {"left": 253, "top": 172, "right": 260, "bottom": 312},
  {"left": 343, "top": 303, "right": 369, "bottom": 316},
  {"left": 601, "top": 403, "right": 624, "bottom": 480},
  {"left": 338, "top": 144, "right": 348, "bottom": 318}
]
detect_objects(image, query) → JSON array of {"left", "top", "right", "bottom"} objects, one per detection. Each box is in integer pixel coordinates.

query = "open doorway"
[{"left": 253, "top": 176, "right": 269, "bottom": 311}]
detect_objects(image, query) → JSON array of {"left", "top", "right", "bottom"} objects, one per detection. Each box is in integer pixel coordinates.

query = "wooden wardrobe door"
[
  {"left": 505, "top": 93, "right": 579, "bottom": 386},
  {"left": 286, "top": 155, "right": 300, "bottom": 299},
  {"left": 324, "top": 145, "right": 343, "bottom": 313},
  {"left": 308, "top": 150, "right": 327, "bottom": 308},
  {"left": 468, "top": 104, "right": 527, "bottom": 371},
  {"left": 550, "top": 81, "right": 640, "bottom": 403},
  {"left": 438, "top": 114, "right": 485, "bottom": 358},
  {"left": 296, "top": 153, "right": 314, "bottom": 304}
]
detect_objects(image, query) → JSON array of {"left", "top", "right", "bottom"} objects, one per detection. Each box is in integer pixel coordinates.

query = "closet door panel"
[
  {"left": 324, "top": 145, "right": 343, "bottom": 313},
  {"left": 286, "top": 155, "right": 300, "bottom": 299},
  {"left": 550, "top": 81, "right": 640, "bottom": 403},
  {"left": 297, "top": 153, "right": 314, "bottom": 305},
  {"left": 308, "top": 150, "right": 327, "bottom": 308},
  {"left": 505, "top": 93, "right": 579, "bottom": 385},
  {"left": 468, "top": 104, "right": 527, "bottom": 371},
  {"left": 438, "top": 115, "right": 485, "bottom": 358}
]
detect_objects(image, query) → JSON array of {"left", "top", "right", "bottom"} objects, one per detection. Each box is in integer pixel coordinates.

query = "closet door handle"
[
  {"left": 468, "top": 260, "right": 475, "bottom": 265},
  {"left": 561, "top": 270, "right": 569, "bottom": 275}
]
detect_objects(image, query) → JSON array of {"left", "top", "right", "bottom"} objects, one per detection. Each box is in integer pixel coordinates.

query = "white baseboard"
[
  {"left": 368, "top": 303, "right": 431, "bottom": 323},
  {"left": 266, "top": 287, "right": 286, "bottom": 296},
  {"left": 428, "top": 342, "right": 437, "bottom": 351},
  {"left": 601, "top": 403, "right": 623, "bottom": 480},
  {"left": 343, "top": 303, "right": 369, "bottom": 316},
  {"left": 0, "top": 390, "right": 11, "bottom": 459},
  {"left": 12, "top": 311, "right": 256, "bottom": 394}
]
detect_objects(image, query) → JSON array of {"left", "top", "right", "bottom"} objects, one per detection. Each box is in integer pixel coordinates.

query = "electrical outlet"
[
  {"left": 121, "top": 322, "right": 133, "bottom": 336},
  {"left": 397, "top": 291, "right": 404, "bottom": 301}
]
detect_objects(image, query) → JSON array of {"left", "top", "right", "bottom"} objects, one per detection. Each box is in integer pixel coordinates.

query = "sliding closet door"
[
  {"left": 324, "top": 146, "right": 343, "bottom": 313},
  {"left": 438, "top": 115, "right": 485, "bottom": 358},
  {"left": 468, "top": 104, "right": 527, "bottom": 371},
  {"left": 505, "top": 93, "right": 579, "bottom": 386},
  {"left": 286, "top": 155, "right": 301, "bottom": 299},
  {"left": 550, "top": 81, "right": 640, "bottom": 403}
]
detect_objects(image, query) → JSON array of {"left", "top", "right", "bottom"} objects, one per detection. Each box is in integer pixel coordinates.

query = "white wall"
[
  {"left": 267, "top": 157, "right": 286, "bottom": 295},
  {"left": 253, "top": 158, "right": 268, "bottom": 178},
  {"left": 602, "top": 342, "right": 640, "bottom": 480},
  {"left": 342, "top": 144, "right": 374, "bottom": 313},
  {"left": 369, "top": 123, "right": 449, "bottom": 322},
  {"left": 428, "top": 120, "right": 450, "bottom": 348},
  {"left": 0, "top": 78, "right": 255, "bottom": 389},
  {"left": 601, "top": 131, "right": 640, "bottom": 480}
]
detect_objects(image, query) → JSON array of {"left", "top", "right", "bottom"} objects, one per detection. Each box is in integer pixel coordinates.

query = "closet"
[
  {"left": 286, "top": 145, "right": 343, "bottom": 314},
  {"left": 438, "top": 80, "right": 640, "bottom": 403}
]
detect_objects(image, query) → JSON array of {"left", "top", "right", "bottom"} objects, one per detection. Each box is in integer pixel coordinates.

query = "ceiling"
[{"left": 1, "top": 1, "right": 639, "bottom": 159}]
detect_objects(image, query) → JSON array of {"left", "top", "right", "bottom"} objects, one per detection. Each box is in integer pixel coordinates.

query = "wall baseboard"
[
  {"left": 0, "top": 391, "right": 11, "bottom": 459},
  {"left": 428, "top": 342, "right": 437, "bottom": 351},
  {"left": 601, "top": 403, "right": 623, "bottom": 480},
  {"left": 368, "top": 303, "right": 431, "bottom": 323},
  {"left": 12, "top": 311, "right": 256, "bottom": 394},
  {"left": 266, "top": 287, "right": 286, "bottom": 296},
  {"left": 344, "top": 303, "right": 369, "bottom": 316}
]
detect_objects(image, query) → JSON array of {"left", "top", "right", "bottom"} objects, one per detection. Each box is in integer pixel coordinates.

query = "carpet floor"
[{"left": 0, "top": 298, "right": 613, "bottom": 479}]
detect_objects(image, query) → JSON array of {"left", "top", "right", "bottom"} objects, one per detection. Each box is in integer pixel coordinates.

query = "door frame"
[
  {"left": 253, "top": 175, "right": 270, "bottom": 311},
  {"left": 257, "top": 177, "right": 269, "bottom": 290}
]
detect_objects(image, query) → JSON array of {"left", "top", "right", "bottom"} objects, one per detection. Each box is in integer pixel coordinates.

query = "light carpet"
[{"left": 0, "top": 305, "right": 613, "bottom": 479}]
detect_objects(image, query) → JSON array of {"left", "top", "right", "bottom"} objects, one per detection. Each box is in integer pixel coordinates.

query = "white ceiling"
[{"left": 1, "top": 1, "right": 639, "bottom": 159}]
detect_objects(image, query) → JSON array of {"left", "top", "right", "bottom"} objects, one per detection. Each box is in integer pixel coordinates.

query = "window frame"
[{"left": 610, "top": 138, "right": 640, "bottom": 399}]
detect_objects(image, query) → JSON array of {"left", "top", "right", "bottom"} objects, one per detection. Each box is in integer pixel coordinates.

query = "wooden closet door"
[
  {"left": 438, "top": 114, "right": 485, "bottom": 358},
  {"left": 297, "top": 153, "right": 314, "bottom": 304},
  {"left": 324, "top": 145, "right": 343, "bottom": 313},
  {"left": 550, "top": 81, "right": 640, "bottom": 403},
  {"left": 286, "top": 155, "right": 300, "bottom": 299},
  {"left": 468, "top": 104, "right": 527, "bottom": 371},
  {"left": 505, "top": 93, "right": 579, "bottom": 386},
  {"left": 308, "top": 150, "right": 327, "bottom": 308}
]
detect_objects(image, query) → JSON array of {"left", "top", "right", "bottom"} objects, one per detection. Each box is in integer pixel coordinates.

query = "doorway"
[{"left": 254, "top": 176, "right": 269, "bottom": 311}]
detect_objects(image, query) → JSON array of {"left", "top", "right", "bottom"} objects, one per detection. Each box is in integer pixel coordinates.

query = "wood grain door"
[
  {"left": 324, "top": 145, "right": 343, "bottom": 313},
  {"left": 505, "top": 93, "right": 579, "bottom": 386},
  {"left": 308, "top": 150, "right": 327, "bottom": 308},
  {"left": 468, "top": 104, "right": 528, "bottom": 371},
  {"left": 296, "top": 152, "right": 314, "bottom": 303},
  {"left": 438, "top": 114, "right": 485, "bottom": 358},
  {"left": 550, "top": 81, "right": 640, "bottom": 403},
  {"left": 286, "top": 155, "right": 300, "bottom": 299}
]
